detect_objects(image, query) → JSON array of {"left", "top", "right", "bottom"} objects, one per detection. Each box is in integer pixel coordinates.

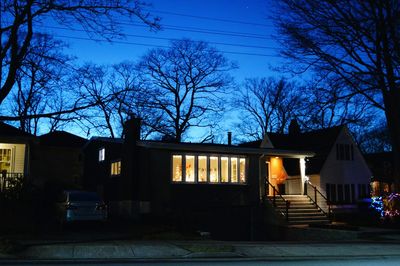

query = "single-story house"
[{"left": 83, "top": 118, "right": 317, "bottom": 237}]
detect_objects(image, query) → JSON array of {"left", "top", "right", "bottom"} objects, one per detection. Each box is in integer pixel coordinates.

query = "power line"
[
  {"left": 120, "top": 21, "right": 272, "bottom": 40},
  {"left": 41, "top": 25, "right": 279, "bottom": 51},
  {"left": 54, "top": 34, "right": 281, "bottom": 58},
  {"left": 143, "top": 8, "right": 273, "bottom": 28},
  {"left": 41, "top": 14, "right": 272, "bottom": 40}
]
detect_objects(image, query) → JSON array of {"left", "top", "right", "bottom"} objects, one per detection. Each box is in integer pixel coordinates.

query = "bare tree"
[
  {"left": 234, "top": 77, "right": 304, "bottom": 139},
  {"left": 301, "top": 78, "right": 376, "bottom": 131},
  {"left": 273, "top": 0, "right": 400, "bottom": 186},
  {"left": 8, "top": 33, "right": 71, "bottom": 134},
  {"left": 70, "top": 64, "right": 119, "bottom": 138},
  {"left": 0, "top": 0, "right": 159, "bottom": 108},
  {"left": 137, "top": 39, "right": 235, "bottom": 142},
  {"left": 110, "top": 62, "right": 163, "bottom": 139}
]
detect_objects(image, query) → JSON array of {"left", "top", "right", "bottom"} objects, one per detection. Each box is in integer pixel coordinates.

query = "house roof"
[
  {"left": 240, "top": 126, "right": 344, "bottom": 175},
  {"left": 137, "top": 140, "right": 315, "bottom": 158},
  {"left": 0, "top": 122, "right": 33, "bottom": 138},
  {"left": 39, "top": 131, "right": 87, "bottom": 148}
]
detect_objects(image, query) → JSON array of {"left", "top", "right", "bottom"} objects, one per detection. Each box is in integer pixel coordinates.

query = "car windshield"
[{"left": 69, "top": 192, "right": 101, "bottom": 202}]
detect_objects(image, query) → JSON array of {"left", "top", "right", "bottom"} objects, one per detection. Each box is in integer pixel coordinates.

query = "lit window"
[
  {"left": 98, "top": 148, "right": 105, "bottom": 162},
  {"left": 185, "top": 155, "right": 195, "bottom": 182},
  {"left": 111, "top": 161, "right": 121, "bottom": 176},
  {"left": 239, "top": 158, "right": 246, "bottom": 183},
  {"left": 198, "top": 156, "right": 207, "bottom": 182},
  {"left": 221, "top": 157, "right": 229, "bottom": 182},
  {"left": 209, "top": 156, "right": 219, "bottom": 182},
  {"left": 0, "top": 149, "right": 12, "bottom": 172},
  {"left": 172, "top": 155, "right": 182, "bottom": 182},
  {"left": 231, "top": 158, "right": 238, "bottom": 183},
  {"left": 171, "top": 154, "right": 246, "bottom": 184}
]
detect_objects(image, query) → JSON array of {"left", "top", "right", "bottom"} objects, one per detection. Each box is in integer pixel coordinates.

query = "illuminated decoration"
[
  {"left": 172, "top": 155, "right": 182, "bottom": 182},
  {"left": 221, "top": 157, "right": 229, "bottom": 182},
  {"left": 370, "top": 196, "right": 384, "bottom": 217},
  {"left": 370, "top": 193, "right": 400, "bottom": 218},
  {"left": 231, "top": 158, "right": 238, "bottom": 182},
  {"left": 185, "top": 155, "right": 195, "bottom": 182},
  {"left": 210, "top": 156, "right": 219, "bottom": 182},
  {"left": 198, "top": 156, "right": 207, "bottom": 182},
  {"left": 239, "top": 158, "right": 246, "bottom": 183}
]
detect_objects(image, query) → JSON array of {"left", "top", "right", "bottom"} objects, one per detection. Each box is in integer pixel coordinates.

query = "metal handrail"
[
  {"left": 305, "top": 180, "right": 332, "bottom": 219},
  {"left": 266, "top": 179, "right": 290, "bottom": 221}
]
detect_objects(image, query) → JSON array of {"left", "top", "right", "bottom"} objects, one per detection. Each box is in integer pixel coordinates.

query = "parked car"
[{"left": 56, "top": 190, "right": 107, "bottom": 224}]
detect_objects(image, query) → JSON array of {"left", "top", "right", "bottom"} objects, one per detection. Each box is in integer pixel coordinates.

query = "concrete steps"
[{"left": 268, "top": 195, "right": 330, "bottom": 226}]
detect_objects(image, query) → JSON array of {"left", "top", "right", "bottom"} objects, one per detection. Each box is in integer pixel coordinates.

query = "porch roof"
[{"left": 136, "top": 140, "right": 315, "bottom": 158}]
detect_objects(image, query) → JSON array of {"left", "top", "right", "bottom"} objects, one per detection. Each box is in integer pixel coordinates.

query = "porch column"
[{"left": 299, "top": 157, "right": 306, "bottom": 195}]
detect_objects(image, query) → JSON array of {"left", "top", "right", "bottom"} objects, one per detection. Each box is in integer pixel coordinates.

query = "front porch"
[{"left": 261, "top": 155, "right": 331, "bottom": 225}]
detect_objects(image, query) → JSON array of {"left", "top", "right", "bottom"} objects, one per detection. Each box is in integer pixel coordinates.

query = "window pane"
[
  {"left": 185, "top": 155, "right": 195, "bottom": 182},
  {"left": 111, "top": 161, "right": 121, "bottom": 176},
  {"left": 98, "top": 148, "right": 105, "bottom": 162},
  {"left": 209, "top": 156, "right": 219, "bottom": 183},
  {"left": 172, "top": 155, "right": 182, "bottom": 182},
  {"left": 239, "top": 158, "right": 246, "bottom": 183},
  {"left": 198, "top": 156, "right": 207, "bottom": 182},
  {"left": 221, "top": 157, "right": 229, "bottom": 182},
  {"left": 231, "top": 158, "right": 238, "bottom": 183}
]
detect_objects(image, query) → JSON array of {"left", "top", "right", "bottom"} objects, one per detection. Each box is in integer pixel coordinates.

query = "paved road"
[{"left": 2, "top": 257, "right": 400, "bottom": 266}]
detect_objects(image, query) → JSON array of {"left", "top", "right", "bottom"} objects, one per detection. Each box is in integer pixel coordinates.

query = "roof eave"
[{"left": 137, "top": 141, "right": 315, "bottom": 158}]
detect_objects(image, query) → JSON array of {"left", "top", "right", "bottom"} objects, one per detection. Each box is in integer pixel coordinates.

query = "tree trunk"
[{"left": 383, "top": 91, "right": 400, "bottom": 191}]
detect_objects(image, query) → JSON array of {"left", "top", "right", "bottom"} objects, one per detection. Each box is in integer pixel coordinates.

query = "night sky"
[{"left": 43, "top": 0, "right": 284, "bottom": 83}]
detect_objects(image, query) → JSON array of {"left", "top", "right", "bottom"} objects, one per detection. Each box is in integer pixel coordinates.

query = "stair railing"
[
  {"left": 266, "top": 179, "right": 290, "bottom": 221},
  {"left": 305, "top": 180, "right": 332, "bottom": 219}
]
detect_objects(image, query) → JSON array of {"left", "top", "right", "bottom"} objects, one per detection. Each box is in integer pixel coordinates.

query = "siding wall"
[
  {"left": 319, "top": 127, "right": 371, "bottom": 200},
  {"left": 0, "top": 143, "right": 26, "bottom": 173}
]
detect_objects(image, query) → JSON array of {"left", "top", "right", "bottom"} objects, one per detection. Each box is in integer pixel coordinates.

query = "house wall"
[
  {"left": 83, "top": 140, "right": 124, "bottom": 202},
  {"left": 31, "top": 146, "right": 84, "bottom": 188},
  {"left": 0, "top": 143, "right": 26, "bottom": 173},
  {"left": 136, "top": 148, "right": 261, "bottom": 217},
  {"left": 319, "top": 127, "right": 371, "bottom": 201}
]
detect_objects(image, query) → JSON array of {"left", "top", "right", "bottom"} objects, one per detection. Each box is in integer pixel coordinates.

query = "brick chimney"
[
  {"left": 228, "top": 132, "right": 232, "bottom": 146},
  {"left": 124, "top": 116, "right": 141, "bottom": 142},
  {"left": 289, "top": 119, "right": 301, "bottom": 135}
]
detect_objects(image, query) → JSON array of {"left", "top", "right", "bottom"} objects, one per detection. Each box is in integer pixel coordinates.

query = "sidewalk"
[
  {"left": 1, "top": 239, "right": 400, "bottom": 261},
  {"left": 1, "top": 226, "right": 400, "bottom": 261}
]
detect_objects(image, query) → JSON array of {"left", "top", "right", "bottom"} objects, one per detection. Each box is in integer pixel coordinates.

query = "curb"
[{"left": 2, "top": 254, "right": 400, "bottom": 264}]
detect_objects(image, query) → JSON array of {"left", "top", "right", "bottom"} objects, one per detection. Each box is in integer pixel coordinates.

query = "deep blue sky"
[
  {"left": 45, "top": 0, "right": 284, "bottom": 83},
  {"left": 35, "top": 0, "right": 294, "bottom": 140}
]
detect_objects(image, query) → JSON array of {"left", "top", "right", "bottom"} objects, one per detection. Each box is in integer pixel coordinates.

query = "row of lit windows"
[{"left": 172, "top": 155, "right": 246, "bottom": 184}]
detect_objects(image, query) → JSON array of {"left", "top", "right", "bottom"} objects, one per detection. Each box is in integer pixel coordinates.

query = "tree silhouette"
[
  {"left": 137, "top": 39, "right": 235, "bottom": 142},
  {"left": 0, "top": 0, "right": 159, "bottom": 107},
  {"left": 273, "top": 0, "right": 400, "bottom": 187}
]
